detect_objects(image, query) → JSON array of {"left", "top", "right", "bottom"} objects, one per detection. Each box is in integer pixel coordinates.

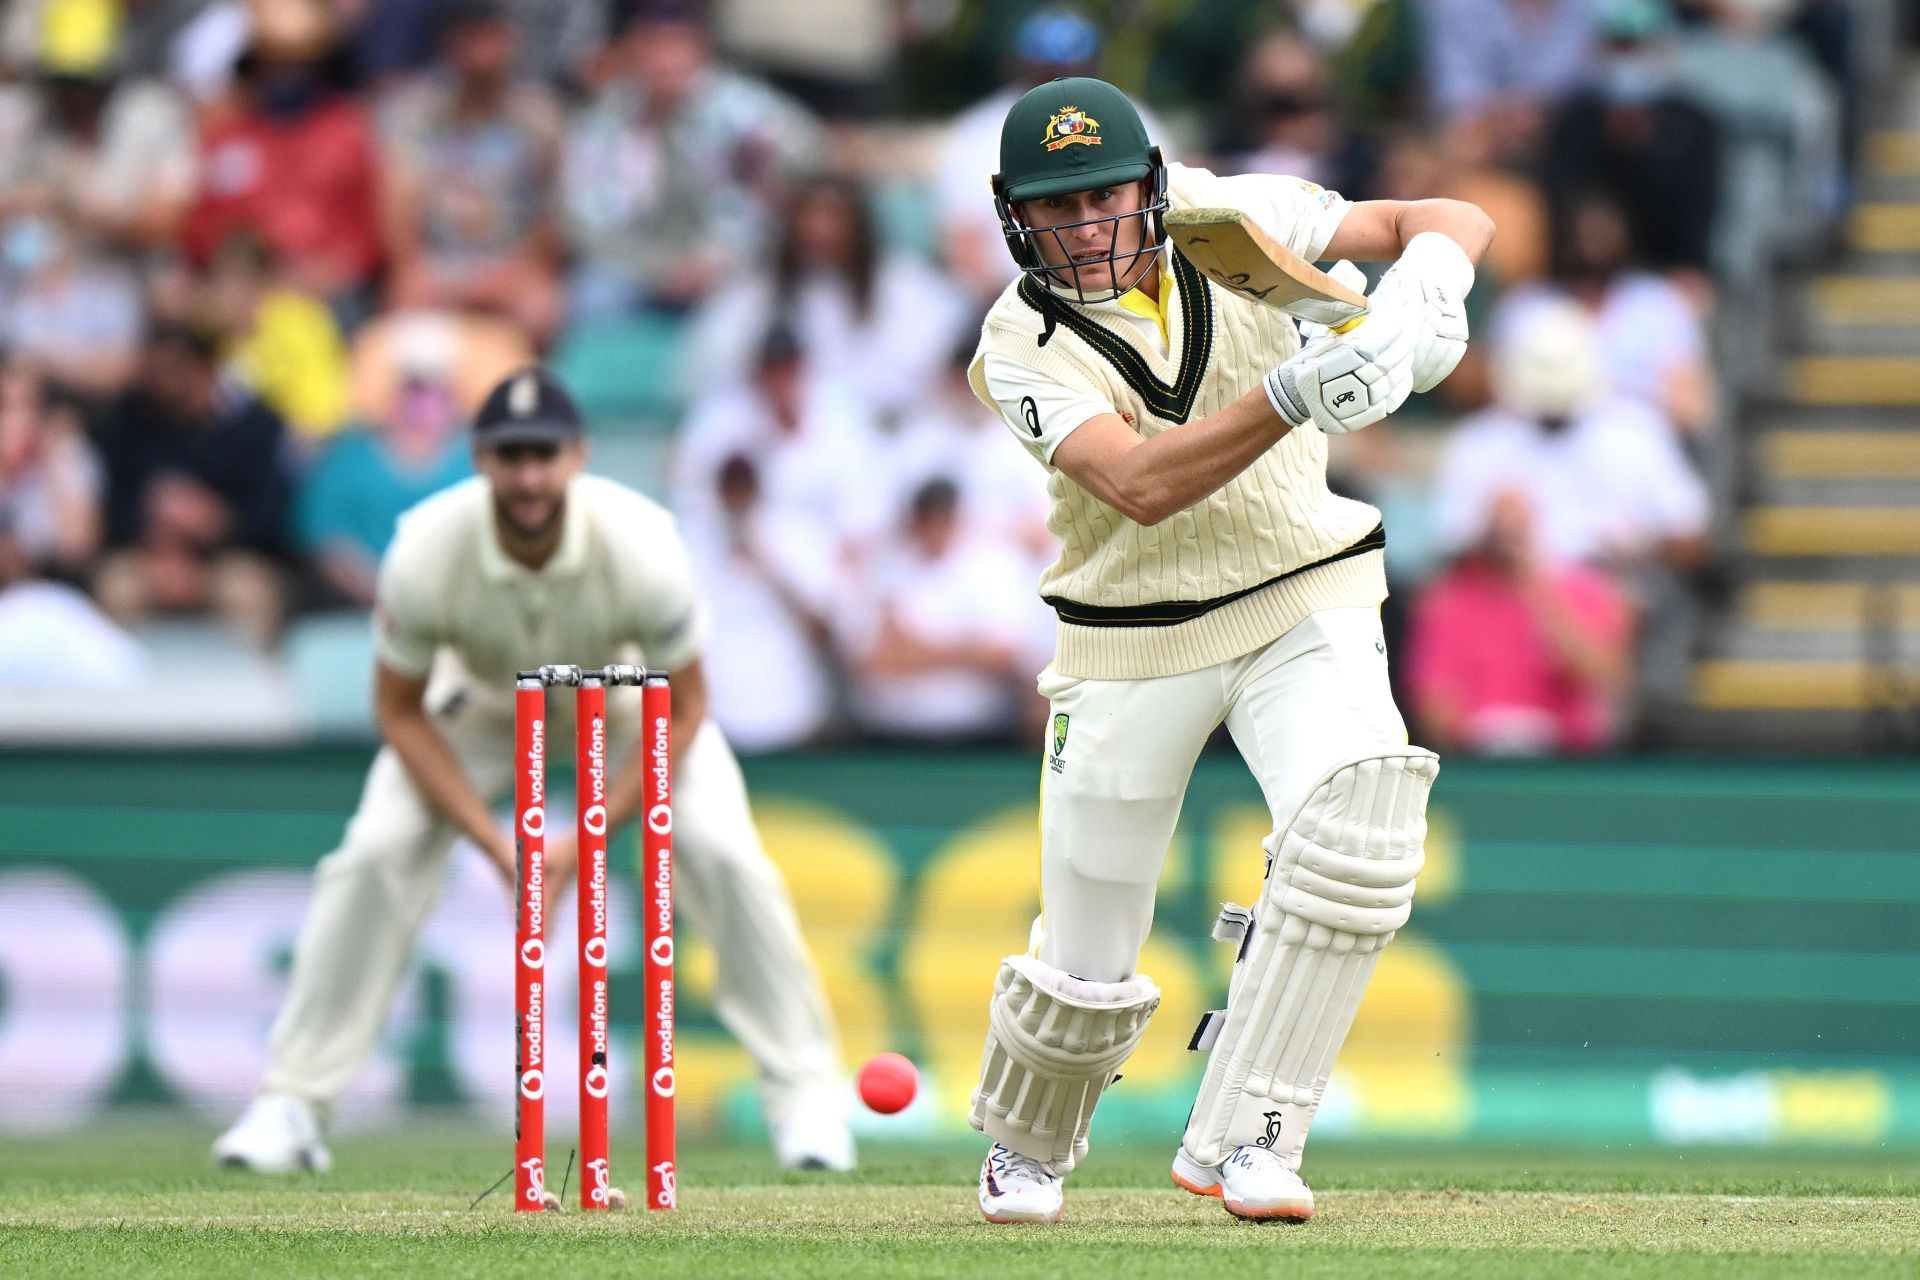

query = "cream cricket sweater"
[{"left": 968, "top": 207, "right": 1386, "bottom": 680}]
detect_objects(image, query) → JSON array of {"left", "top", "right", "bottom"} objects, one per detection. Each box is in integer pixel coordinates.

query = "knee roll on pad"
[
  {"left": 970, "top": 954, "right": 1161, "bottom": 1176},
  {"left": 1182, "top": 750, "right": 1438, "bottom": 1169}
]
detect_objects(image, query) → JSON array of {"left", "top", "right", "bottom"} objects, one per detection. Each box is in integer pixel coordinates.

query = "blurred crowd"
[{"left": 0, "top": 0, "right": 1886, "bottom": 752}]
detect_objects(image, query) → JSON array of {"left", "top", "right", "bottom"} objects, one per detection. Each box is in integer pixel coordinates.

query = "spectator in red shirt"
[
  {"left": 1408, "top": 488, "right": 1633, "bottom": 756},
  {"left": 182, "top": 5, "right": 382, "bottom": 320}
]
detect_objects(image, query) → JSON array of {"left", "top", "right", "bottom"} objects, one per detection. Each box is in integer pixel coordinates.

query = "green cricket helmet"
[{"left": 991, "top": 76, "right": 1168, "bottom": 304}]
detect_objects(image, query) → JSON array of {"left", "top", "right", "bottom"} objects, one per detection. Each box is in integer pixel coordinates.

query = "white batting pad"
[
  {"left": 970, "top": 954, "right": 1161, "bottom": 1175},
  {"left": 1181, "top": 750, "right": 1438, "bottom": 1168}
]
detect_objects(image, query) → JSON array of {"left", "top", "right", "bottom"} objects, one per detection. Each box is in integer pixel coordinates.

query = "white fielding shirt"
[{"left": 374, "top": 474, "right": 707, "bottom": 690}]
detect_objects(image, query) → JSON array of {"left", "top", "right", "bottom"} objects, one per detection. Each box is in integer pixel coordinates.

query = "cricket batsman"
[
  {"left": 214, "top": 369, "right": 854, "bottom": 1174},
  {"left": 965, "top": 78, "right": 1493, "bottom": 1222}
]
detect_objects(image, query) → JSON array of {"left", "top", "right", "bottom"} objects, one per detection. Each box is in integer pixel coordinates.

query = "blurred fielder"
[
  {"left": 965, "top": 77, "right": 1492, "bottom": 1222},
  {"left": 214, "top": 369, "right": 853, "bottom": 1174}
]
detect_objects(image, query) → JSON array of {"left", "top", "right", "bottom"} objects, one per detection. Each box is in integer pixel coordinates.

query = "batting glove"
[
  {"left": 1264, "top": 307, "right": 1416, "bottom": 435},
  {"left": 1373, "top": 232, "right": 1474, "bottom": 393}
]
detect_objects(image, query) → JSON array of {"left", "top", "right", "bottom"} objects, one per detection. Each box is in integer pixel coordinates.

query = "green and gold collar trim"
[{"left": 1017, "top": 249, "right": 1215, "bottom": 424}]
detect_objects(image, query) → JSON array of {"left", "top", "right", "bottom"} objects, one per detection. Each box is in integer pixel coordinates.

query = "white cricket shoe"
[
  {"left": 211, "top": 1094, "right": 332, "bottom": 1175},
  {"left": 773, "top": 1109, "right": 857, "bottom": 1172},
  {"left": 978, "top": 1142, "right": 1064, "bottom": 1224},
  {"left": 1171, "top": 1145, "right": 1314, "bottom": 1221}
]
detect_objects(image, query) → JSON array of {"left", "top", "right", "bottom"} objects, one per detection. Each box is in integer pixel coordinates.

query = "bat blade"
[{"left": 1165, "top": 207, "right": 1366, "bottom": 326}]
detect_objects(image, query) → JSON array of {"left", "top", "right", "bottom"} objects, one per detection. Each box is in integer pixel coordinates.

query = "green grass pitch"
[{"left": 2, "top": 1124, "right": 1917, "bottom": 1278}]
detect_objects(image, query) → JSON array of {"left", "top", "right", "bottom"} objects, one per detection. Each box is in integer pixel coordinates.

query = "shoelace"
[{"left": 991, "top": 1145, "right": 1059, "bottom": 1185}]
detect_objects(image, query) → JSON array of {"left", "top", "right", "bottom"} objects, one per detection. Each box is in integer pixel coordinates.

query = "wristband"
[{"left": 1264, "top": 363, "right": 1310, "bottom": 428}]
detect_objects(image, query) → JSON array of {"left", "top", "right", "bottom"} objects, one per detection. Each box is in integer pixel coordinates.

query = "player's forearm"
[
  {"left": 1096, "top": 388, "right": 1291, "bottom": 526},
  {"left": 1391, "top": 199, "right": 1495, "bottom": 264},
  {"left": 379, "top": 708, "right": 508, "bottom": 857}
]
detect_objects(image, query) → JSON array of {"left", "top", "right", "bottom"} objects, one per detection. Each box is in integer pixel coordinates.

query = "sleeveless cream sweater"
[{"left": 968, "top": 219, "right": 1386, "bottom": 680}]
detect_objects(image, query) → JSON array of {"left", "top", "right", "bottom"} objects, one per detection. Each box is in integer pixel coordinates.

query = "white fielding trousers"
[
  {"left": 261, "top": 677, "right": 844, "bottom": 1128},
  {"left": 1034, "top": 606, "right": 1408, "bottom": 983}
]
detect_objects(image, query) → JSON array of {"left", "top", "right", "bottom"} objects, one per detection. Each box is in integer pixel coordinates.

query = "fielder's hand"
[
  {"left": 1373, "top": 232, "right": 1474, "bottom": 393},
  {"left": 1264, "top": 304, "right": 1416, "bottom": 435}
]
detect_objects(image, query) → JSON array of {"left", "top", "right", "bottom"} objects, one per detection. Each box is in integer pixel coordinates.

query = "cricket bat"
[{"left": 1164, "top": 207, "right": 1367, "bottom": 330}]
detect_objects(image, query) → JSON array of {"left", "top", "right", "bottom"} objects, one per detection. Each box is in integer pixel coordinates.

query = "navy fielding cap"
[{"left": 472, "top": 367, "right": 584, "bottom": 447}]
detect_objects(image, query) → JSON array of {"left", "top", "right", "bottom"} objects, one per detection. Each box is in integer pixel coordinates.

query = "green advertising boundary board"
[{"left": 1, "top": 749, "right": 1914, "bottom": 1146}]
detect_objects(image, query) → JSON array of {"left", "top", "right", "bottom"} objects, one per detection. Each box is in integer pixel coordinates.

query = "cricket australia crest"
[{"left": 1042, "top": 106, "right": 1102, "bottom": 152}]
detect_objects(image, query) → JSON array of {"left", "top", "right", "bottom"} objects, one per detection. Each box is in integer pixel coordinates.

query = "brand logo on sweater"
[
  {"left": 1020, "top": 396, "right": 1042, "bottom": 438},
  {"left": 1042, "top": 106, "right": 1102, "bottom": 152}
]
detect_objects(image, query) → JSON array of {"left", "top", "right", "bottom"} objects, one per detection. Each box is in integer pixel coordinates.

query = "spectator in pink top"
[{"left": 1408, "top": 489, "right": 1633, "bottom": 755}]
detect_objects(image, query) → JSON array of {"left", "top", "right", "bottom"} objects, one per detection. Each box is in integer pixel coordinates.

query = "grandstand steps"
[
  {"left": 1848, "top": 201, "right": 1920, "bottom": 253},
  {"left": 1778, "top": 354, "right": 1920, "bottom": 404},
  {"left": 1867, "top": 129, "right": 1920, "bottom": 180},
  {"left": 1794, "top": 275, "right": 1920, "bottom": 351},
  {"left": 1677, "top": 77, "right": 1920, "bottom": 748},
  {"left": 1731, "top": 580, "right": 1920, "bottom": 637},
  {"left": 1679, "top": 658, "right": 1920, "bottom": 757},
  {"left": 1741, "top": 505, "right": 1920, "bottom": 558},
  {"left": 1753, "top": 421, "right": 1920, "bottom": 488},
  {"left": 1754, "top": 476, "right": 1920, "bottom": 506},
  {"left": 1690, "top": 659, "right": 1905, "bottom": 711},
  {"left": 1709, "top": 623, "right": 1920, "bottom": 665}
]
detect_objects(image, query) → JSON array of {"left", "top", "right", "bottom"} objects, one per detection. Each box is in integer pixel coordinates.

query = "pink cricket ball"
[{"left": 857, "top": 1052, "right": 919, "bottom": 1115}]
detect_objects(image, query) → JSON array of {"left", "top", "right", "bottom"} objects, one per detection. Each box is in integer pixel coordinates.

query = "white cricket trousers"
[
  {"left": 261, "top": 680, "right": 843, "bottom": 1127},
  {"left": 1034, "top": 606, "right": 1408, "bottom": 982}
]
